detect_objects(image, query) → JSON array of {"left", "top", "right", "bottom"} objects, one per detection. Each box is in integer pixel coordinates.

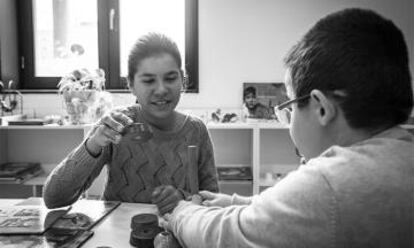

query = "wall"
[
  {"left": 10, "top": 0, "right": 414, "bottom": 117},
  {"left": 0, "top": 0, "right": 19, "bottom": 83}
]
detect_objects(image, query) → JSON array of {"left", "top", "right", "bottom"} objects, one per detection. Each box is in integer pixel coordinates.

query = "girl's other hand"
[{"left": 86, "top": 111, "right": 133, "bottom": 155}]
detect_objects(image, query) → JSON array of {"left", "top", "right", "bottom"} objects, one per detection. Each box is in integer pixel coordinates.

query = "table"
[{"left": 0, "top": 198, "right": 160, "bottom": 248}]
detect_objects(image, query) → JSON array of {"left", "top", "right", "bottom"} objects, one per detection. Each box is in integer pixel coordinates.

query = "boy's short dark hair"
[{"left": 284, "top": 8, "right": 413, "bottom": 130}]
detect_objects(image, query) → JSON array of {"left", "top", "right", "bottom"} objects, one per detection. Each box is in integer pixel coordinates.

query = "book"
[
  {"left": 7, "top": 119, "right": 45, "bottom": 126},
  {"left": 0, "top": 205, "right": 70, "bottom": 235},
  {"left": 0, "top": 229, "right": 94, "bottom": 248},
  {"left": 0, "top": 163, "right": 43, "bottom": 184},
  {"left": 0, "top": 163, "right": 41, "bottom": 178},
  {"left": 217, "top": 166, "right": 253, "bottom": 181}
]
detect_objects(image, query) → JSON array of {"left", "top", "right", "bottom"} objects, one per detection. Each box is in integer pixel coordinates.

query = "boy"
[{"left": 166, "top": 8, "right": 414, "bottom": 248}]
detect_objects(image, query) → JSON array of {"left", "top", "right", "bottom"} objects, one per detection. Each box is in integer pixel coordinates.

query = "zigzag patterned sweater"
[{"left": 43, "top": 105, "right": 219, "bottom": 208}]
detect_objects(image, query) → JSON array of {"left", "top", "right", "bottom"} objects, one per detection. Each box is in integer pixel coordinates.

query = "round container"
[{"left": 130, "top": 214, "right": 162, "bottom": 248}]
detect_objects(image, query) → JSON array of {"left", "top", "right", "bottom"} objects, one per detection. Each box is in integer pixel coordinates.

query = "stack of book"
[{"left": 0, "top": 162, "right": 43, "bottom": 184}]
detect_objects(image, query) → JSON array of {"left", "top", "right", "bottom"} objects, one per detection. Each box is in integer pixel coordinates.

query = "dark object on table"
[
  {"left": 0, "top": 162, "right": 43, "bottom": 184},
  {"left": 217, "top": 166, "right": 253, "bottom": 180},
  {"left": 51, "top": 199, "right": 121, "bottom": 230},
  {"left": 130, "top": 213, "right": 162, "bottom": 248}
]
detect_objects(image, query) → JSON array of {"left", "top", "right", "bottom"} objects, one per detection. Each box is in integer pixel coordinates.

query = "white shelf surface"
[
  {"left": 260, "top": 164, "right": 298, "bottom": 173},
  {"left": 216, "top": 164, "right": 251, "bottom": 168},
  {"left": 207, "top": 122, "right": 255, "bottom": 129},
  {"left": 257, "top": 122, "right": 289, "bottom": 129},
  {"left": 207, "top": 122, "right": 289, "bottom": 129},
  {"left": 23, "top": 174, "right": 48, "bottom": 186},
  {"left": 22, "top": 163, "right": 57, "bottom": 186},
  {"left": 219, "top": 180, "right": 252, "bottom": 185},
  {"left": 0, "top": 124, "right": 92, "bottom": 130}
]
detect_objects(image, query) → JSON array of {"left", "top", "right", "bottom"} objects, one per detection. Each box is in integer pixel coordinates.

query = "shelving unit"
[
  {"left": 207, "top": 122, "right": 298, "bottom": 194},
  {"left": 0, "top": 125, "right": 93, "bottom": 198},
  {"left": 208, "top": 123, "right": 414, "bottom": 194},
  {"left": 207, "top": 123, "right": 255, "bottom": 196},
  {"left": 1, "top": 123, "right": 413, "bottom": 198}
]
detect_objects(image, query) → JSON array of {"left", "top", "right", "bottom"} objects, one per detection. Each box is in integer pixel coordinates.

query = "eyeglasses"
[{"left": 274, "top": 94, "right": 310, "bottom": 126}]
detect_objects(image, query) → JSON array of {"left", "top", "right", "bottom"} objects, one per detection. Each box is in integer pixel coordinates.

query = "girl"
[{"left": 43, "top": 33, "right": 219, "bottom": 215}]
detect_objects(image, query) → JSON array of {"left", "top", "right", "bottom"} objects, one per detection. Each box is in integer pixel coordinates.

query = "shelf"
[
  {"left": 0, "top": 124, "right": 92, "bottom": 130},
  {"left": 206, "top": 122, "right": 289, "bottom": 129},
  {"left": 14, "top": 163, "right": 57, "bottom": 186},
  {"left": 23, "top": 174, "right": 48, "bottom": 186},
  {"left": 260, "top": 164, "right": 298, "bottom": 173},
  {"left": 207, "top": 123, "right": 255, "bottom": 129},
  {"left": 257, "top": 122, "right": 288, "bottom": 129},
  {"left": 216, "top": 164, "right": 251, "bottom": 168},
  {"left": 219, "top": 180, "right": 252, "bottom": 185}
]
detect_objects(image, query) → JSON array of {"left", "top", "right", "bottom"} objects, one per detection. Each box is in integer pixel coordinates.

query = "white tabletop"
[{"left": 0, "top": 198, "right": 160, "bottom": 248}]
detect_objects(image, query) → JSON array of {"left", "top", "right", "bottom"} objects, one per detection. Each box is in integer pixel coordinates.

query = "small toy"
[{"left": 122, "top": 123, "right": 153, "bottom": 142}]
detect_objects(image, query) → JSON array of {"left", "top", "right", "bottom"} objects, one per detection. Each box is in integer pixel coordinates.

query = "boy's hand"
[
  {"left": 199, "top": 190, "right": 232, "bottom": 207},
  {"left": 151, "top": 185, "right": 184, "bottom": 215}
]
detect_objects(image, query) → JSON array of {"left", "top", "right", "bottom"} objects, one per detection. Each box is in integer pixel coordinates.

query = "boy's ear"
[{"left": 310, "top": 89, "right": 336, "bottom": 126}]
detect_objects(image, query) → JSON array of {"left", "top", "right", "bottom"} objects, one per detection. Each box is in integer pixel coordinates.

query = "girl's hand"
[
  {"left": 86, "top": 111, "right": 133, "bottom": 155},
  {"left": 199, "top": 190, "right": 232, "bottom": 207}
]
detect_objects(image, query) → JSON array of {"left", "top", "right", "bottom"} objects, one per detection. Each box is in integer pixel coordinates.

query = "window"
[{"left": 17, "top": 0, "right": 199, "bottom": 92}]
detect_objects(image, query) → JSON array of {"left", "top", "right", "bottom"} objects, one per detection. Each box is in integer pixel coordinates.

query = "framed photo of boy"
[{"left": 242, "top": 82, "right": 289, "bottom": 120}]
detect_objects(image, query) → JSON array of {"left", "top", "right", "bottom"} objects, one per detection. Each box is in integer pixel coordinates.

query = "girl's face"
[{"left": 130, "top": 53, "right": 183, "bottom": 120}]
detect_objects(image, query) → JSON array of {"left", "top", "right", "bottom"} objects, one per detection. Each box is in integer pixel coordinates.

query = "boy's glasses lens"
[{"left": 275, "top": 108, "right": 291, "bottom": 126}]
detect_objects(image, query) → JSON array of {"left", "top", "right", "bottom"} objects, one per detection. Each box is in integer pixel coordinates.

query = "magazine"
[
  {"left": 0, "top": 229, "right": 93, "bottom": 248},
  {"left": 0, "top": 205, "right": 70, "bottom": 234},
  {"left": 0, "top": 198, "right": 120, "bottom": 247}
]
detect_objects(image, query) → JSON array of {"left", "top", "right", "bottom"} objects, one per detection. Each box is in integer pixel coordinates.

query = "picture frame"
[{"left": 242, "top": 82, "right": 289, "bottom": 120}]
